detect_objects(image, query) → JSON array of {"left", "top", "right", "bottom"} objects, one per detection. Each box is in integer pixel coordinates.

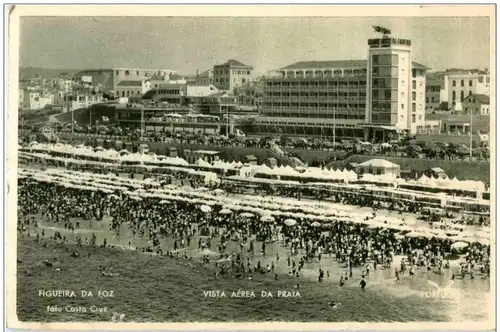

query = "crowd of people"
[{"left": 18, "top": 172, "right": 491, "bottom": 289}]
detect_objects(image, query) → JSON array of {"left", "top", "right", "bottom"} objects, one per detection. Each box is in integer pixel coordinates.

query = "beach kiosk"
[{"left": 355, "top": 159, "right": 401, "bottom": 178}]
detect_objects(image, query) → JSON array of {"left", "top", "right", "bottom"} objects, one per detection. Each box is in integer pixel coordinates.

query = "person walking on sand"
[{"left": 359, "top": 277, "right": 367, "bottom": 291}]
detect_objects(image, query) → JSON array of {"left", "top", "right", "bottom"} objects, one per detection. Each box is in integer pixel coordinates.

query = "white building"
[
  {"left": 64, "top": 80, "right": 73, "bottom": 93},
  {"left": 426, "top": 69, "right": 490, "bottom": 111},
  {"left": 366, "top": 36, "right": 426, "bottom": 136},
  {"left": 115, "top": 80, "right": 152, "bottom": 98},
  {"left": 461, "top": 94, "right": 490, "bottom": 116},
  {"left": 28, "top": 92, "right": 54, "bottom": 110}
]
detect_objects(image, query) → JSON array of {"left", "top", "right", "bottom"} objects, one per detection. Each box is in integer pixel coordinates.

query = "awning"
[{"left": 360, "top": 124, "right": 399, "bottom": 130}]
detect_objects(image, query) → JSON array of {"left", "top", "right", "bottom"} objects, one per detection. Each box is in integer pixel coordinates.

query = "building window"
[
  {"left": 426, "top": 97, "right": 429, "bottom": 103},
  {"left": 412, "top": 69, "right": 416, "bottom": 78},
  {"left": 116, "top": 70, "right": 119, "bottom": 75},
  {"left": 461, "top": 79, "right": 464, "bottom": 87},
  {"left": 412, "top": 103, "right": 416, "bottom": 112},
  {"left": 412, "top": 92, "right": 416, "bottom": 101},
  {"left": 431, "top": 97, "right": 435, "bottom": 103},
  {"left": 412, "top": 80, "right": 416, "bottom": 89},
  {"left": 452, "top": 80, "right": 456, "bottom": 87},
  {"left": 452, "top": 91, "right": 456, "bottom": 100},
  {"left": 460, "top": 91, "right": 464, "bottom": 101},
  {"left": 469, "top": 80, "right": 473, "bottom": 87},
  {"left": 412, "top": 114, "right": 416, "bottom": 123},
  {"left": 401, "top": 103, "right": 404, "bottom": 109},
  {"left": 136, "top": 71, "right": 139, "bottom": 75},
  {"left": 125, "top": 70, "right": 130, "bottom": 76}
]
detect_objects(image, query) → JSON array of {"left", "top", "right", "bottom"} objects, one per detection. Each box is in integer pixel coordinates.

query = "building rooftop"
[
  {"left": 206, "top": 91, "right": 235, "bottom": 98},
  {"left": 194, "top": 150, "right": 221, "bottom": 155},
  {"left": 117, "top": 80, "right": 144, "bottom": 87},
  {"left": 281, "top": 60, "right": 366, "bottom": 70},
  {"left": 215, "top": 59, "right": 253, "bottom": 68},
  {"left": 426, "top": 78, "right": 442, "bottom": 86},
  {"left": 198, "top": 69, "right": 213, "bottom": 77},
  {"left": 464, "top": 94, "right": 490, "bottom": 105},
  {"left": 357, "top": 158, "right": 399, "bottom": 169},
  {"left": 158, "top": 83, "right": 183, "bottom": 89},
  {"left": 280, "top": 60, "right": 429, "bottom": 70},
  {"left": 430, "top": 167, "right": 446, "bottom": 173}
]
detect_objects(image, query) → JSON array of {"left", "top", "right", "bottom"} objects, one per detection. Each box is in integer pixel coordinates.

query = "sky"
[{"left": 19, "top": 16, "right": 490, "bottom": 76}]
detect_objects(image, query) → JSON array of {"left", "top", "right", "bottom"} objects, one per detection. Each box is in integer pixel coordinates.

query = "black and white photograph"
[{"left": 6, "top": 4, "right": 496, "bottom": 330}]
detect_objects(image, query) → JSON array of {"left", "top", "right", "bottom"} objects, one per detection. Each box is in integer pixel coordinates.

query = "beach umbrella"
[
  {"left": 240, "top": 212, "right": 254, "bottom": 218},
  {"left": 261, "top": 215, "right": 275, "bottom": 222},
  {"left": 159, "top": 200, "right": 169, "bottom": 204},
  {"left": 451, "top": 241, "right": 469, "bottom": 249},
  {"left": 311, "top": 221, "right": 321, "bottom": 227},
  {"left": 219, "top": 208, "right": 232, "bottom": 215},
  {"left": 212, "top": 189, "right": 225, "bottom": 195},
  {"left": 284, "top": 219, "right": 297, "bottom": 226},
  {"left": 200, "top": 204, "right": 212, "bottom": 213},
  {"left": 108, "top": 194, "right": 119, "bottom": 200}
]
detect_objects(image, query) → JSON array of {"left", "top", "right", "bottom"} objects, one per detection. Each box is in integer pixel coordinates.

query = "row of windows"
[
  {"left": 452, "top": 77, "right": 490, "bottom": 86},
  {"left": 265, "top": 92, "right": 366, "bottom": 97},
  {"left": 284, "top": 69, "right": 367, "bottom": 78},
  {"left": 157, "top": 89, "right": 181, "bottom": 95},
  {"left": 426, "top": 85, "right": 441, "bottom": 92},
  {"left": 214, "top": 69, "right": 251, "bottom": 75},
  {"left": 116, "top": 70, "right": 167, "bottom": 77},
  {"left": 257, "top": 122, "right": 359, "bottom": 128},
  {"left": 264, "top": 102, "right": 366, "bottom": 108},
  {"left": 215, "top": 77, "right": 246, "bottom": 84},
  {"left": 372, "top": 78, "right": 398, "bottom": 89},
  {"left": 452, "top": 79, "right": 473, "bottom": 87},
  {"left": 451, "top": 90, "right": 473, "bottom": 101},
  {"left": 371, "top": 114, "right": 393, "bottom": 123},
  {"left": 372, "top": 54, "right": 399, "bottom": 66},
  {"left": 371, "top": 113, "right": 423, "bottom": 123},
  {"left": 117, "top": 90, "right": 142, "bottom": 97},
  {"left": 372, "top": 65, "right": 399, "bottom": 78},
  {"left": 260, "top": 113, "right": 365, "bottom": 120},
  {"left": 266, "top": 81, "right": 367, "bottom": 87}
]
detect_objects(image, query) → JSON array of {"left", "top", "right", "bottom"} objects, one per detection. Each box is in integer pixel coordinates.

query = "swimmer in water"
[{"left": 328, "top": 301, "right": 342, "bottom": 309}]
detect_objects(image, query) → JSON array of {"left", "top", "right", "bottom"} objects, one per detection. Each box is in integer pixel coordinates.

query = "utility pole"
[
  {"left": 89, "top": 104, "right": 92, "bottom": 134},
  {"left": 469, "top": 108, "right": 473, "bottom": 159},
  {"left": 333, "top": 107, "right": 336, "bottom": 148},
  {"left": 72, "top": 91, "right": 77, "bottom": 141},
  {"left": 141, "top": 104, "right": 144, "bottom": 141},
  {"left": 226, "top": 105, "right": 230, "bottom": 137}
]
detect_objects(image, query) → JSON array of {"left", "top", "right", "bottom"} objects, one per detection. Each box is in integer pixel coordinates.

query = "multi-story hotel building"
[{"left": 255, "top": 36, "right": 430, "bottom": 141}]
